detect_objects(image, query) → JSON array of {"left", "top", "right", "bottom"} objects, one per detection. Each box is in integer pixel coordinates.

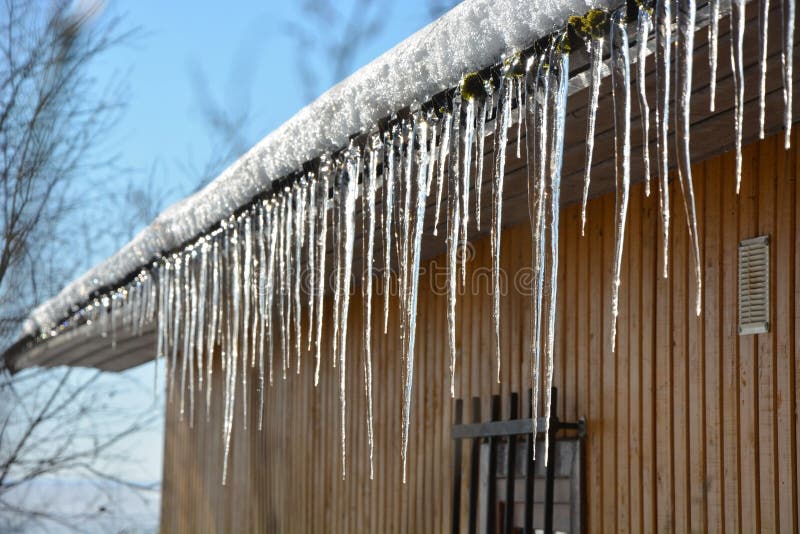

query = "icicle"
[
  {"left": 279, "top": 195, "right": 290, "bottom": 377},
  {"left": 637, "top": 6, "right": 653, "bottom": 197},
  {"left": 526, "top": 51, "right": 550, "bottom": 461},
  {"left": 331, "top": 173, "right": 343, "bottom": 372},
  {"left": 400, "top": 119, "right": 417, "bottom": 321},
  {"left": 759, "top": 0, "right": 771, "bottom": 139},
  {"left": 363, "top": 135, "right": 380, "bottom": 480},
  {"left": 461, "top": 94, "right": 476, "bottom": 281},
  {"left": 180, "top": 257, "right": 191, "bottom": 421},
  {"left": 446, "top": 100, "right": 461, "bottom": 397},
  {"left": 581, "top": 35, "right": 604, "bottom": 235},
  {"left": 492, "top": 61, "right": 515, "bottom": 385},
  {"left": 542, "top": 41, "right": 569, "bottom": 467},
  {"left": 382, "top": 130, "right": 396, "bottom": 334},
  {"left": 655, "top": 0, "right": 672, "bottom": 276},
  {"left": 708, "top": 0, "right": 720, "bottom": 111},
  {"left": 338, "top": 144, "right": 360, "bottom": 480},
  {"left": 293, "top": 184, "right": 305, "bottom": 373},
  {"left": 516, "top": 75, "right": 524, "bottom": 159},
  {"left": 307, "top": 177, "right": 317, "bottom": 353},
  {"left": 155, "top": 264, "right": 166, "bottom": 394},
  {"left": 447, "top": 96, "right": 463, "bottom": 291},
  {"left": 207, "top": 239, "right": 220, "bottom": 417},
  {"left": 169, "top": 261, "right": 180, "bottom": 403},
  {"left": 783, "top": 0, "right": 795, "bottom": 148},
  {"left": 731, "top": 0, "right": 745, "bottom": 193},
  {"left": 400, "top": 118, "right": 429, "bottom": 484},
  {"left": 433, "top": 111, "right": 451, "bottom": 235},
  {"left": 475, "top": 96, "right": 488, "bottom": 229},
  {"left": 222, "top": 226, "right": 239, "bottom": 484},
  {"left": 188, "top": 252, "right": 198, "bottom": 425},
  {"left": 265, "top": 202, "right": 279, "bottom": 388},
  {"left": 234, "top": 222, "right": 247, "bottom": 430},
  {"left": 314, "top": 164, "right": 330, "bottom": 386},
  {"left": 610, "top": 14, "right": 632, "bottom": 354},
  {"left": 256, "top": 208, "right": 267, "bottom": 426},
  {"left": 242, "top": 218, "right": 252, "bottom": 380},
  {"left": 197, "top": 241, "right": 208, "bottom": 393},
  {"left": 677, "top": 0, "right": 703, "bottom": 316}
]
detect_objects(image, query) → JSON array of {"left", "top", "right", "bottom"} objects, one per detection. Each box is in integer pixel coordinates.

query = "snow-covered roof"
[{"left": 22, "top": 0, "right": 612, "bottom": 338}]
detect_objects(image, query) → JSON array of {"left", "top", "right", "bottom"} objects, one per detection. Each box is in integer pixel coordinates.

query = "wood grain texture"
[{"left": 161, "top": 131, "right": 799, "bottom": 533}]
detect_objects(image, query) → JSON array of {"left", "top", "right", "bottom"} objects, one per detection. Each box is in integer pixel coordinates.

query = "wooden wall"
[{"left": 160, "top": 131, "right": 799, "bottom": 532}]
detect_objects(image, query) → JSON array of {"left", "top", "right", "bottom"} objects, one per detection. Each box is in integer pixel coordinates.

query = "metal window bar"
[{"left": 452, "top": 387, "right": 586, "bottom": 534}]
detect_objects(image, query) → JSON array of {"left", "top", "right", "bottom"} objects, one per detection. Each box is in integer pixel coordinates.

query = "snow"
[{"left": 23, "top": 0, "right": 614, "bottom": 339}]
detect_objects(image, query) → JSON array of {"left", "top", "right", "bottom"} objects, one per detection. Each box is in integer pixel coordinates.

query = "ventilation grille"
[{"left": 738, "top": 235, "right": 770, "bottom": 335}]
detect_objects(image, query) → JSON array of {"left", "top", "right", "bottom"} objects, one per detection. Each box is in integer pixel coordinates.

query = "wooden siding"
[{"left": 160, "top": 131, "right": 798, "bottom": 532}]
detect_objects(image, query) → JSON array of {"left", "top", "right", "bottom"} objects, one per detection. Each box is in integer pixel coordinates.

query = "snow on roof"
[{"left": 24, "top": 0, "right": 612, "bottom": 337}]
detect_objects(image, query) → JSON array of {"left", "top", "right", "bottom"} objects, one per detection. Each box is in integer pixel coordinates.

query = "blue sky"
[
  {"left": 68, "top": 0, "right": 447, "bottom": 511},
  {"left": 91, "top": 0, "right": 442, "bottom": 217}
]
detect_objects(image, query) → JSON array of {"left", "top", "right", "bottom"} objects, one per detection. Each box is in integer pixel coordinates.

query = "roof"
[
  {"left": 20, "top": 0, "right": 613, "bottom": 340},
  {"left": 4, "top": 0, "right": 794, "bottom": 373}
]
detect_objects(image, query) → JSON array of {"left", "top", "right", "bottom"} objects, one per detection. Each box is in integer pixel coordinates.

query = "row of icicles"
[{"left": 46, "top": 0, "right": 794, "bottom": 485}]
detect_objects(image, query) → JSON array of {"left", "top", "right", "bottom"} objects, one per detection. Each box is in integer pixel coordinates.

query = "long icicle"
[
  {"left": 434, "top": 111, "right": 451, "bottom": 235},
  {"left": 461, "top": 95, "right": 475, "bottom": 285},
  {"left": 542, "top": 42, "right": 569, "bottom": 466},
  {"left": 293, "top": 184, "right": 305, "bottom": 373},
  {"left": 528, "top": 52, "right": 549, "bottom": 460},
  {"left": 363, "top": 135, "right": 380, "bottom": 480},
  {"left": 492, "top": 63, "right": 514, "bottom": 385},
  {"left": 382, "top": 130, "right": 396, "bottom": 333},
  {"left": 401, "top": 116, "right": 429, "bottom": 484},
  {"left": 783, "top": 0, "right": 795, "bottom": 148},
  {"left": 655, "top": 0, "right": 672, "bottom": 277},
  {"left": 677, "top": 0, "right": 703, "bottom": 316},
  {"left": 581, "top": 34, "right": 604, "bottom": 235},
  {"left": 307, "top": 177, "right": 317, "bottom": 353},
  {"left": 338, "top": 144, "right": 360, "bottom": 480},
  {"left": 759, "top": 0, "right": 771, "bottom": 139},
  {"left": 610, "top": 13, "right": 632, "bottom": 354},
  {"left": 475, "top": 95, "right": 488, "bottom": 229},
  {"left": 731, "top": 0, "right": 746, "bottom": 193},
  {"left": 708, "top": 0, "right": 720, "bottom": 111},
  {"left": 637, "top": 5, "right": 653, "bottom": 197},
  {"left": 314, "top": 163, "right": 330, "bottom": 386},
  {"left": 446, "top": 99, "right": 461, "bottom": 397}
]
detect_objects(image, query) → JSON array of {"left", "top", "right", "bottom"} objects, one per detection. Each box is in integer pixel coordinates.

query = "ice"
[
  {"left": 637, "top": 6, "right": 652, "bottom": 197},
  {"left": 492, "top": 67, "right": 514, "bottom": 385},
  {"left": 446, "top": 102, "right": 461, "bottom": 398},
  {"left": 382, "top": 130, "right": 396, "bottom": 333},
  {"left": 759, "top": 0, "right": 771, "bottom": 139},
  {"left": 581, "top": 35, "right": 604, "bottom": 235},
  {"left": 708, "top": 0, "right": 720, "bottom": 111},
  {"left": 541, "top": 42, "right": 568, "bottom": 466},
  {"left": 400, "top": 116, "right": 430, "bottom": 484},
  {"left": 731, "top": 0, "right": 746, "bottom": 193},
  {"left": 434, "top": 111, "right": 451, "bottom": 235},
  {"left": 337, "top": 144, "right": 360, "bottom": 480},
  {"left": 609, "top": 14, "right": 631, "bottom": 354},
  {"left": 677, "top": 0, "right": 703, "bottom": 316},
  {"left": 314, "top": 164, "right": 330, "bottom": 387},
  {"left": 783, "top": 0, "right": 795, "bottom": 148},
  {"left": 655, "top": 0, "right": 672, "bottom": 277},
  {"left": 363, "top": 135, "right": 380, "bottom": 480}
]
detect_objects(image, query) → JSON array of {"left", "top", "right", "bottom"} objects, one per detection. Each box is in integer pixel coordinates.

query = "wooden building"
[{"left": 4, "top": 0, "right": 799, "bottom": 532}]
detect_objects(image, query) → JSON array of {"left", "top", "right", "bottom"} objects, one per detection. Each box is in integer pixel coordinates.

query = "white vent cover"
[{"left": 738, "top": 235, "right": 770, "bottom": 335}]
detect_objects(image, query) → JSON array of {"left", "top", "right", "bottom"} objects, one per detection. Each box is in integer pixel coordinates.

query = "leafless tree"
[
  {"left": 0, "top": 0, "right": 134, "bottom": 345},
  {"left": 0, "top": 367, "right": 160, "bottom": 532},
  {"left": 0, "top": 1, "right": 159, "bottom": 531}
]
